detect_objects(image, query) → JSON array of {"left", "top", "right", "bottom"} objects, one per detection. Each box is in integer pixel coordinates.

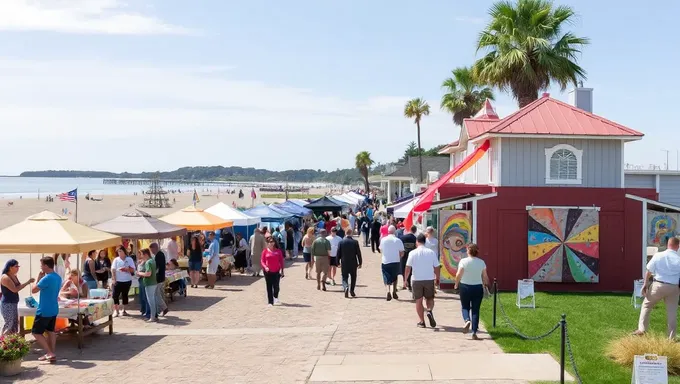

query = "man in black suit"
[{"left": 337, "top": 229, "right": 363, "bottom": 298}]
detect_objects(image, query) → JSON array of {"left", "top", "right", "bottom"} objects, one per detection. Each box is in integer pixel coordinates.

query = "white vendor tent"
[
  {"left": 206, "top": 202, "right": 261, "bottom": 226},
  {"left": 394, "top": 199, "right": 417, "bottom": 219}
]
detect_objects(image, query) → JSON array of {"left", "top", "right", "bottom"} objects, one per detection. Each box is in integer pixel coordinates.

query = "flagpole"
[{"left": 75, "top": 188, "right": 78, "bottom": 223}]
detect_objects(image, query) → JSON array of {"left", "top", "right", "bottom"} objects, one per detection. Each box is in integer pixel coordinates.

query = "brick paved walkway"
[{"left": 11, "top": 244, "right": 560, "bottom": 384}]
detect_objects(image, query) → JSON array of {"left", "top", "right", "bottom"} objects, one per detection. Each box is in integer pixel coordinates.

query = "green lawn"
[
  {"left": 480, "top": 291, "right": 680, "bottom": 384},
  {"left": 260, "top": 193, "right": 323, "bottom": 199}
]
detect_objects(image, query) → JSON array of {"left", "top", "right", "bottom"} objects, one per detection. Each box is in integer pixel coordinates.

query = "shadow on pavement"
[
  {"left": 280, "top": 303, "right": 312, "bottom": 308},
  {"left": 169, "top": 295, "right": 224, "bottom": 311}
]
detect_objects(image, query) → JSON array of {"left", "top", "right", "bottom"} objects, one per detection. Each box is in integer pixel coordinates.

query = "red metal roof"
[
  {"left": 473, "top": 99, "right": 499, "bottom": 120},
  {"left": 487, "top": 96, "right": 643, "bottom": 137},
  {"left": 464, "top": 119, "right": 498, "bottom": 139}
]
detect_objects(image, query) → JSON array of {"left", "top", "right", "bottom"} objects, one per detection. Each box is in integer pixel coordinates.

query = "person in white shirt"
[
  {"left": 404, "top": 234, "right": 441, "bottom": 328},
  {"left": 111, "top": 246, "right": 136, "bottom": 317},
  {"left": 326, "top": 228, "right": 342, "bottom": 286},
  {"left": 634, "top": 236, "right": 680, "bottom": 339},
  {"left": 166, "top": 238, "right": 179, "bottom": 262},
  {"left": 380, "top": 226, "right": 404, "bottom": 301},
  {"left": 455, "top": 243, "right": 489, "bottom": 340},
  {"left": 425, "top": 227, "right": 439, "bottom": 256}
]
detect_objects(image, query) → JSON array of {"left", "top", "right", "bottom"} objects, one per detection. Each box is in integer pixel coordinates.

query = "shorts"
[
  {"left": 303, "top": 252, "right": 312, "bottom": 263},
  {"left": 330, "top": 256, "right": 338, "bottom": 267},
  {"left": 84, "top": 279, "right": 98, "bottom": 290},
  {"left": 207, "top": 259, "right": 219, "bottom": 274},
  {"left": 314, "top": 256, "right": 330, "bottom": 273},
  {"left": 412, "top": 280, "right": 435, "bottom": 300},
  {"left": 32, "top": 315, "right": 57, "bottom": 334},
  {"left": 188, "top": 260, "right": 203, "bottom": 272},
  {"left": 381, "top": 262, "right": 400, "bottom": 285}
]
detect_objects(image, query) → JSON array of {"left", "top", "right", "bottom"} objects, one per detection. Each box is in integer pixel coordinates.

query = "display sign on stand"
[
  {"left": 632, "top": 354, "right": 668, "bottom": 384},
  {"left": 632, "top": 279, "right": 645, "bottom": 309},
  {"left": 516, "top": 279, "right": 536, "bottom": 309}
]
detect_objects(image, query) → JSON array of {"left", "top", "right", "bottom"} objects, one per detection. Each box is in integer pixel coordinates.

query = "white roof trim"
[
  {"left": 471, "top": 133, "right": 643, "bottom": 143},
  {"left": 428, "top": 192, "right": 498, "bottom": 211},
  {"left": 625, "top": 194, "right": 680, "bottom": 212}
]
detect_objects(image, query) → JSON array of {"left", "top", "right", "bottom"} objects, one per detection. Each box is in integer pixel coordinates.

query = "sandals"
[{"left": 38, "top": 354, "right": 57, "bottom": 363}]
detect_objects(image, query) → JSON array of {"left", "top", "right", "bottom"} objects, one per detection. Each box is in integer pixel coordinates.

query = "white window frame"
[{"left": 544, "top": 144, "right": 583, "bottom": 185}]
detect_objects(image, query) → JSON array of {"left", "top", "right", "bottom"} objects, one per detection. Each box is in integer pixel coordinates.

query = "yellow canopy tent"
[
  {"left": 159, "top": 206, "right": 233, "bottom": 231},
  {"left": 0, "top": 211, "right": 121, "bottom": 254}
]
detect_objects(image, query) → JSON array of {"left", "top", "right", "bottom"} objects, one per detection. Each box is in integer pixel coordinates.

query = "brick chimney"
[{"left": 569, "top": 82, "right": 593, "bottom": 113}]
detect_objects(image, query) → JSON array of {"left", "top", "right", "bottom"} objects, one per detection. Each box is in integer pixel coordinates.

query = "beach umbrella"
[
  {"left": 0, "top": 211, "right": 121, "bottom": 254},
  {"left": 92, "top": 209, "right": 187, "bottom": 239},
  {"left": 159, "top": 206, "right": 233, "bottom": 231}
]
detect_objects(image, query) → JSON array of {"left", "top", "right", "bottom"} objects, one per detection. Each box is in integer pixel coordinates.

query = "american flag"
[
  {"left": 57, "top": 189, "right": 77, "bottom": 203},
  {"left": 251, "top": 188, "right": 257, "bottom": 199}
]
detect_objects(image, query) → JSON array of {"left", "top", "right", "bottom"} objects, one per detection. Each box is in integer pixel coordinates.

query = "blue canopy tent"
[
  {"left": 274, "top": 201, "right": 313, "bottom": 218},
  {"left": 244, "top": 205, "right": 292, "bottom": 231}
]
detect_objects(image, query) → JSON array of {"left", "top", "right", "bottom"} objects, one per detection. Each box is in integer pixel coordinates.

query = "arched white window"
[{"left": 544, "top": 144, "right": 582, "bottom": 185}]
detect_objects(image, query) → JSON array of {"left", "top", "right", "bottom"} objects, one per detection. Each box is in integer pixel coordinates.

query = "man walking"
[
  {"left": 399, "top": 225, "right": 418, "bottom": 291},
  {"left": 149, "top": 243, "right": 168, "bottom": 316},
  {"left": 249, "top": 227, "right": 267, "bottom": 277},
  {"left": 404, "top": 234, "right": 441, "bottom": 328},
  {"left": 205, "top": 232, "right": 220, "bottom": 288},
  {"left": 338, "top": 229, "right": 362, "bottom": 298},
  {"left": 380, "top": 225, "right": 404, "bottom": 301},
  {"left": 634, "top": 236, "right": 680, "bottom": 338},
  {"left": 370, "top": 217, "right": 382, "bottom": 253},
  {"left": 327, "top": 227, "right": 342, "bottom": 286},
  {"left": 31, "top": 256, "right": 61, "bottom": 362},
  {"left": 312, "top": 229, "right": 332, "bottom": 291}
]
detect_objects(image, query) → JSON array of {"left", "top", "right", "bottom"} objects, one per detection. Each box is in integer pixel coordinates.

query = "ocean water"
[{"left": 0, "top": 177, "right": 327, "bottom": 198}]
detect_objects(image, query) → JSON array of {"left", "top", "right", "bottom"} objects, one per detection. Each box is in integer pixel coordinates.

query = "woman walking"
[
  {"left": 1, "top": 259, "right": 34, "bottom": 334},
  {"left": 302, "top": 227, "right": 315, "bottom": 279},
  {"left": 82, "top": 250, "right": 98, "bottom": 290},
  {"left": 136, "top": 250, "right": 150, "bottom": 319},
  {"left": 188, "top": 236, "right": 203, "bottom": 288},
  {"left": 454, "top": 243, "right": 489, "bottom": 340},
  {"left": 111, "top": 246, "right": 136, "bottom": 317},
  {"left": 136, "top": 248, "right": 158, "bottom": 322},
  {"left": 95, "top": 249, "right": 112, "bottom": 289},
  {"left": 261, "top": 236, "right": 285, "bottom": 306}
]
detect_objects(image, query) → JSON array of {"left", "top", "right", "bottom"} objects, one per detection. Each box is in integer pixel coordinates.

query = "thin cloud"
[{"left": 0, "top": 0, "right": 198, "bottom": 35}]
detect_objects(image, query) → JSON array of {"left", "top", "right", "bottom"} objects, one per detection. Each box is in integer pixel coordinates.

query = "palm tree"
[
  {"left": 403, "top": 98, "right": 430, "bottom": 182},
  {"left": 355, "top": 151, "right": 374, "bottom": 193},
  {"left": 473, "top": 0, "right": 589, "bottom": 107},
  {"left": 440, "top": 67, "right": 495, "bottom": 126}
]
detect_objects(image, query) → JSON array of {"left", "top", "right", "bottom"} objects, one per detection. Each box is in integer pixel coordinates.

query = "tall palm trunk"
[
  {"left": 416, "top": 121, "right": 424, "bottom": 182},
  {"left": 363, "top": 174, "right": 369, "bottom": 193}
]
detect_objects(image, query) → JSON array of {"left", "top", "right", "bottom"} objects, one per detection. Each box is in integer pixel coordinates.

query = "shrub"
[
  {"left": 606, "top": 334, "right": 680, "bottom": 375},
  {"left": 0, "top": 333, "right": 31, "bottom": 361}
]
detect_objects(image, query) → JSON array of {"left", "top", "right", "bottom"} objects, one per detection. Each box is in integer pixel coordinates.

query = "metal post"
[
  {"left": 493, "top": 278, "right": 498, "bottom": 328},
  {"left": 560, "top": 314, "right": 566, "bottom": 384}
]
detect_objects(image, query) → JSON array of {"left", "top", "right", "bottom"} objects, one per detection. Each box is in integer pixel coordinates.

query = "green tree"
[
  {"left": 400, "top": 141, "right": 421, "bottom": 162},
  {"left": 440, "top": 67, "right": 495, "bottom": 126},
  {"left": 473, "top": 0, "right": 589, "bottom": 107},
  {"left": 403, "top": 98, "right": 430, "bottom": 182},
  {"left": 355, "top": 151, "right": 375, "bottom": 192}
]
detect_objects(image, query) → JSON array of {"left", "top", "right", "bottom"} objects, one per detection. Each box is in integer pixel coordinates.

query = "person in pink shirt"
[
  {"left": 261, "top": 236, "right": 285, "bottom": 306},
  {"left": 380, "top": 221, "right": 389, "bottom": 240}
]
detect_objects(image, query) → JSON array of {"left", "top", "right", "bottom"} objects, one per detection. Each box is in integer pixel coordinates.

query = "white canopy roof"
[
  {"left": 394, "top": 199, "right": 417, "bottom": 219},
  {"left": 206, "top": 202, "right": 261, "bottom": 226}
]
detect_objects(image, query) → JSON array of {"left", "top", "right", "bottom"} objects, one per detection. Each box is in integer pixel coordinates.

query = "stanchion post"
[
  {"left": 560, "top": 314, "right": 566, "bottom": 384},
  {"left": 492, "top": 278, "right": 498, "bottom": 328}
]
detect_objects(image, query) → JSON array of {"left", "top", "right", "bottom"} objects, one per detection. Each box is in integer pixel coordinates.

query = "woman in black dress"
[{"left": 95, "top": 249, "right": 112, "bottom": 289}]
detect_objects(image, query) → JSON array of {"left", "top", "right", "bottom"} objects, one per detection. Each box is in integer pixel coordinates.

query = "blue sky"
[{"left": 0, "top": 0, "right": 678, "bottom": 174}]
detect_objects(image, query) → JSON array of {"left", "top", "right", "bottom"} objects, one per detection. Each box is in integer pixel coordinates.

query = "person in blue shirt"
[
  {"left": 31, "top": 256, "right": 62, "bottom": 363},
  {"left": 367, "top": 206, "right": 374, "bottom": 222}
]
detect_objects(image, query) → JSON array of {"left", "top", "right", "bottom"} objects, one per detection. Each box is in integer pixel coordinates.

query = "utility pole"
[{"left": 662, "top": 149, "right": 670, "bottom": 170}]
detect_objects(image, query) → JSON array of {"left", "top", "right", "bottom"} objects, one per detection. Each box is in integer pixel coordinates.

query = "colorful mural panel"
[
  {"left": 528, "top": 208, "right": 599, "bottom": 283},
  {"left": 439, "top": 210, "right": 471, "bottom": 284},
  {"left": 647, "top": 211, "right": 678, "bottom": 250}
]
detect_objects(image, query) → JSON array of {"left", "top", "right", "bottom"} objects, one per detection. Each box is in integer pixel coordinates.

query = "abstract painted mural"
[
  {"left": 528, "top": 208, "right": 599, "bottom": 283},
  {"left": 647, "top": 211, "right": 679, "bottom": 251},
  {"left": 439, "top": 210, "right": 471, "bottom": 284}
]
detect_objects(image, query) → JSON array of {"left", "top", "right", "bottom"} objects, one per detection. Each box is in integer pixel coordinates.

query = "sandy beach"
[{"left": 0, "top": 188, "right": 327, "bottom": 289}]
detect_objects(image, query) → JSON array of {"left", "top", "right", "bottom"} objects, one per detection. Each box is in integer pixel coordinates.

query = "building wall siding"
[
  {"left": 659, "top": 175, "right": 680, "bottom": 206},
  {"left": 500, "top": 138, "right": 623, "bottom": 188},
  {"left": 625, "top": 174, "right": 656, "bottom": 189}
]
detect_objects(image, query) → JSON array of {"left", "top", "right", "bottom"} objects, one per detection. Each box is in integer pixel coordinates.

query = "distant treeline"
[{"left": 20, "top": 166, "right": 366, "bottom": 184}]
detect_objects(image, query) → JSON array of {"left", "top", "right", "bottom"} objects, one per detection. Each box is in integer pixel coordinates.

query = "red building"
[{"left": 425, "top": 88, "right": 679, "bottom": 292}]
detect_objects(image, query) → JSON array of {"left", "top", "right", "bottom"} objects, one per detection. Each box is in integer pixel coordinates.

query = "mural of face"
[{"left": 439, "top": 211, "right": 471, "bottom": 283}]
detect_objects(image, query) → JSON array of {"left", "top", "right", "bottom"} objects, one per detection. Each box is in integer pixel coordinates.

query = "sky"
[{"left": 0, "top": 0, "right": 678, "bottom": 175}]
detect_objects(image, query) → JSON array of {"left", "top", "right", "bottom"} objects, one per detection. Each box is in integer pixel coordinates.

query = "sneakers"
[
  {"left": 350, "top": 291, "right": 356, "bottom": 298},
  {"left": 472, "top": 333, "right": 479, "bottom": 340},
  {"left": 417, "top": 322, "right": 426, "bottom": 328},
  {"left": 273, "top": 298, "right": 281, "bottom": 306},
  {"left": 331, "top": 280, "right": 336, "bottom": 286},
  {"left": 426, "top": 310, "right": 436, "bottom": 328},
  {"left": 463, "top": 321, "right": 471, "bottom": 334}
]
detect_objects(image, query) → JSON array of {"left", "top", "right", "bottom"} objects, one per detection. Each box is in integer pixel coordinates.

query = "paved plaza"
[{"left": 11, "top": 244, "right": 567, "bottom": 384}]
